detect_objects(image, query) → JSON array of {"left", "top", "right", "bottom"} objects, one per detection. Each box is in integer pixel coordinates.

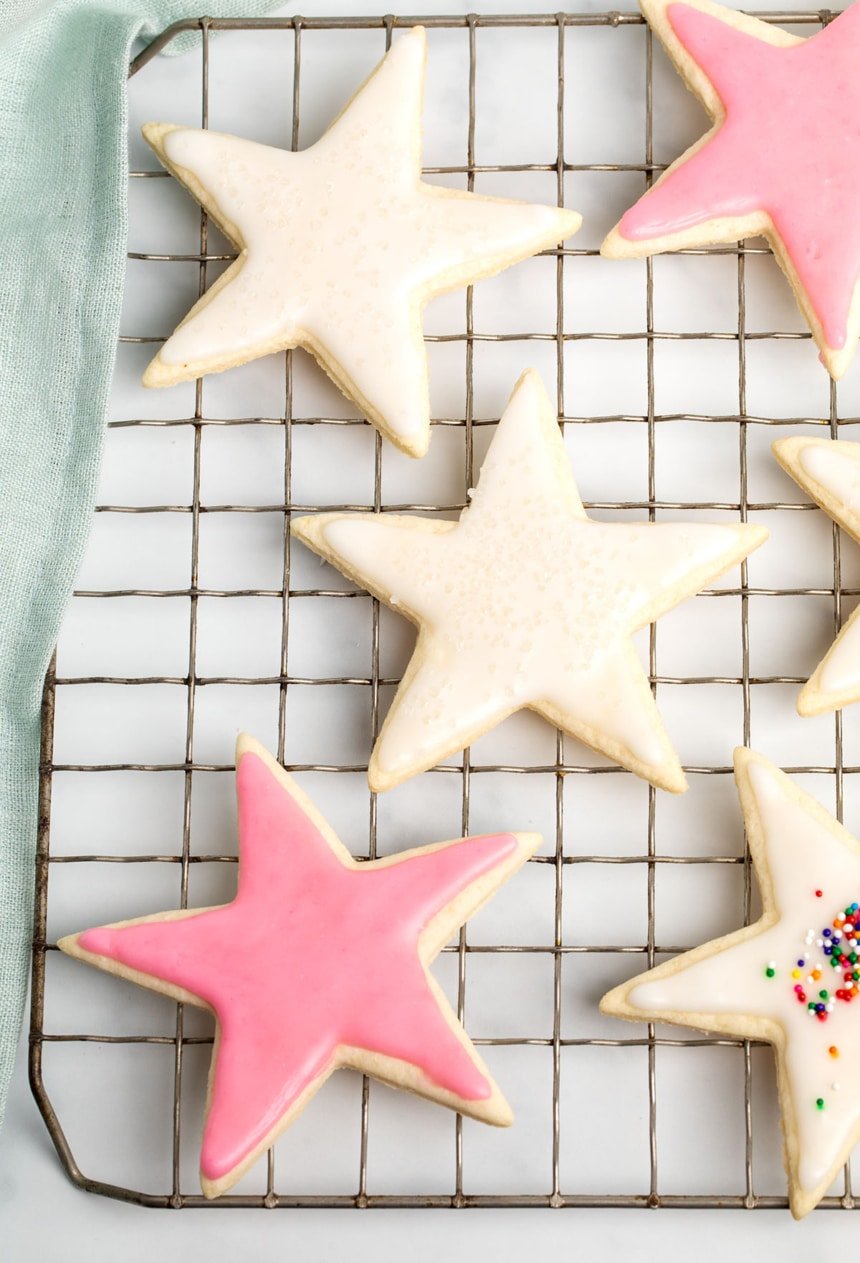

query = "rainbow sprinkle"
[
  {"left": 781, "top": 894, "right": 860, "bottom": 1113},
  {"left": 820, "top": 901, "right": 860, "bottom": 1013},
  {"left": 789, "top": 900, "right": 860, "bottom": 1023}
]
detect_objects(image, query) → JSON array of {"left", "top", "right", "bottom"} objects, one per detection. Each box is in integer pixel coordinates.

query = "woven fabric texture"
[{"left": 0, "top": 0, "right": 280, "bottom": 1138}]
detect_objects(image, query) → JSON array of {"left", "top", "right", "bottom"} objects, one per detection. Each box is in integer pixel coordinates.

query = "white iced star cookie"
[
  {"left": 602, "top": 748, "right": 860, "bottom": 1219},
  {"left": 773, "top": 436, "right": 860, "bottom": 716},
  {"left": 291, "top": 369, "right": 767, "bottom": 794},
  {"left": 141, "top": 27, "right": 581, "bottom": 458}
]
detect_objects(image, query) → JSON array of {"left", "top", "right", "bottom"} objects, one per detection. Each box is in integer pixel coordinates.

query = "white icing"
[
  {"left": 799, "top": 442, "right": 860, "bottom": 517},
  {"left": 298, "top": 370, "right": 764, "bottom": 790},
  {"left": 629, "top": 756, "right": 860, "bottom": 1196},
  {"left": 150, "top": 28, "right": 580, "bottom": 454}
]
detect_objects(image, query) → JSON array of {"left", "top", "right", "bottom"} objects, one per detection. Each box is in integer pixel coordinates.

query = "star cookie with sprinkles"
[
  {"left": 602, "top": 747, "right": 860, "bottom": 1218},
  {"left": 291, "top": 369, "right": 766, "bottom": 795},
  {"left": 602, "top": 0, "right": 860, "bottom": 378},
  {"left": 773, "top": 435, "right": 860, "bottom": 716},
  {"left": 59, "top": 735, "right": 539, "bottom": 1198},
  {"left": 140, "top": 26, "right": 581, "bottom": 457}
]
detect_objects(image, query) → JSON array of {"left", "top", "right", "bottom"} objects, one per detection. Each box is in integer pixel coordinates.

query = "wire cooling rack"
[{"left": 28, "top": 8, "right": 860, "bottom": 1212}]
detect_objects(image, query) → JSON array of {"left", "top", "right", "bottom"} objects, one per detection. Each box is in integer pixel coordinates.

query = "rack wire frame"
[{"left": 27, "top": 8, "right": 860, "bottom": 1211}]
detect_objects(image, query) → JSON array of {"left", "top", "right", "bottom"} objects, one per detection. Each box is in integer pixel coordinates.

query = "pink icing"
[
  {"left": 78, "top": 752, "right": 516, "bottom": 1183},
  {"left": 618, "top": 3, "right": 860, "bottom": 349}
]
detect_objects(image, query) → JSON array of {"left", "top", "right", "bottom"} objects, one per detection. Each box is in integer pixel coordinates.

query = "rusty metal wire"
[{"left": 28, "top": 9, "right": 860, "bottom": 1211}]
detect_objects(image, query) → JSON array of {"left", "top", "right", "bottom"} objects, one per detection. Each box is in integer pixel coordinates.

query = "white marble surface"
[{"left": 5, "top": 0, "right": 860, "bottom": 1256}]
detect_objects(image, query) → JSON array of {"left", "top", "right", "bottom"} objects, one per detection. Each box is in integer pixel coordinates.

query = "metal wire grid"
[{"left": 26, "top": 8, "right": 860, "bottom": 1211}]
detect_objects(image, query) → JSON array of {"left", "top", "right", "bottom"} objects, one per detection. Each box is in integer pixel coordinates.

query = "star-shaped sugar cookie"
[
  {"left": 59, "top": 735, "right": 539, "bottom": 1198},
  {"left": 773, "top": 435, "right": 860, "bottom": 716},
  {"left": 141, "top": 26, "right": 581, "bottom": 457},
  {"left": 602, "top": 748, "right": 860, "bottom": 1218},
  {"left": 291, "top": 369, "right": 767, "bottom": 794},
  {"left": 602, "top": 0, "right": 860, "bottom": 378}
]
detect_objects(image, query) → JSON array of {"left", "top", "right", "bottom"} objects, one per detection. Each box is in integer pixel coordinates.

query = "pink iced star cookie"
[
  {"left": 59, "top": 735, "right": 539, "bottom": 1198},
  {"left": 602, "top": 0, "right": 860, "bottom": 378}
]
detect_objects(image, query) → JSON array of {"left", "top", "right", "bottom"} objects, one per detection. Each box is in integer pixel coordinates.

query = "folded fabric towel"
[{"left": 0, "top": 0, "right": 281, "bottom": 1138}]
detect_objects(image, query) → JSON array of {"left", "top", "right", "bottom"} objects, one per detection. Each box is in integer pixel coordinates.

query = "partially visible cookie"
[
  {"left": 59, "top": 734, "right": 540, "bottom": 1198},
  {"left": 141, "top": 26, "right": 581, "bottom": 458},
  {"left": 773, "top": 435, "right": 860, "bottom": 716},
  {"left": 291, "top": 368, "right": 767, "bottom": 795},
  {"left": 602, "top": 747, "right": 860, "bottom": 1219},
  {"left": 602, "top": 0, "right": 860, "bottom": 379}
]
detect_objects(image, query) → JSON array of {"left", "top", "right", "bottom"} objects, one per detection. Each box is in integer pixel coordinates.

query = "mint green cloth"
[{"left": 0, "top": 0, "right": 279, "bottom": 1135}]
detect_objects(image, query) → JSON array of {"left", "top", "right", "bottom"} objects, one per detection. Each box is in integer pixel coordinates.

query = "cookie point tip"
[
  {"left": 395, "top": 430, "right": 431, "bottom": 460},
  {"left": 141, "top": 355, "right": 170, "bottom": 390},
  {"left": 234, "top": 732, "right": 259, "bottom": 762},
  {"left": 288, "top": 512, "right": 316, "bottom": 543},
  {"left": 598, "top": 984, "right": 629, "bottom": 1018},
  {"left": 732, "top": 745, "right": 758, "bottom": 775},
  {"left": 599, "top": 225, "right": 634, "bottom": 259},
  {"left": 514, "top": 365, "right": 542, "bottom": 393},
  {"left": 366, "top": 771, "right": 391, "bottom": 795},
  {"left": 494, "top": 1099, "right": 514, "bottom": 1128},
  {"left": 743, "top": 521, "right": 769, "bottom": 549},
  {"left": 771, "top": 433, "right": 807, "bottom": 461},
  {"left": 516, "top": 830, "right": 543, "bottom": 859},
  {"left": 141, "top": 121, "right": 178, "bottom": 150},
  {"left": 796, "top": 686, "right": 823, "bottom": 719},
  {"left": 662, "top": 766, "right": 688, "bottom": 795}
]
